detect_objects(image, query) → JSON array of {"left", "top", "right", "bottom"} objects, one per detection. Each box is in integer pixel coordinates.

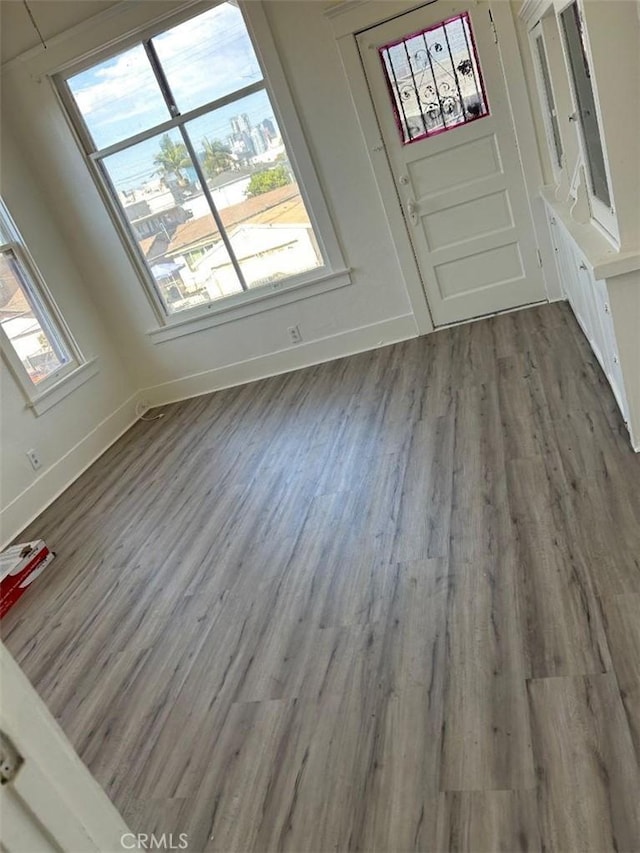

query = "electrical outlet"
[
  {"left": 26, "top": 448, "right": 42, "bottom": 471},
  {"left": 288, "top": 325, "right": 302, "bottom": 345}
]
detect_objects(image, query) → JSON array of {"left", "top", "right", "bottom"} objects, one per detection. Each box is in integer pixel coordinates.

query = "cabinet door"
[
  {"left": 563, "top": 237, "right": 588, "bottom": 335},
  {"left": 592, "top": 277, "right": 630, "bottom": 422},
  {"left": 576, "top": 257, "right": 605, "bottom": 367},
  {"left": 549, "top": 214, "right": 577, "bottom": 305}
]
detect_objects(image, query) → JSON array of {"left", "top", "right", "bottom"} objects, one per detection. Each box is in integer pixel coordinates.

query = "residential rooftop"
[{"left": 166, "top": 184, "right": 308, "bottom": 256}]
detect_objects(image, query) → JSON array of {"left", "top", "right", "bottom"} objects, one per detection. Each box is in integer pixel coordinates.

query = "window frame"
[
  {"left": 53, "top": 0, "right": 350, "bottom": 334},
  {"left": 529, "top": 21, "right": 563, "bottom": 180},
  {"left": 0, "top": 201, "right": 93, "bottom": 413},
  {"left": 557, "top": 0, "right": 617, "bottom": 242}
]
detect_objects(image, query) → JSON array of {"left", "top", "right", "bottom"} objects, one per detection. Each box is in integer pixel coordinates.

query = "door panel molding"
[
  {"left": 330, "top": 0, "right": 561, "bottom": 329},
  {"left": 357, "top": 0, "right": 546, "bottom": 325},
  {"left": 334, "top": 20, "right": 436, "bottom": 334}
]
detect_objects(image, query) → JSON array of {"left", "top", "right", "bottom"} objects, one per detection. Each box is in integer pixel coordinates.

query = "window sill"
[
  {"left": 26, "top": 358, "right": 100, "bottom": 416},
  {"left": 147, "top": 267, "right": 353, "bottom": 344}
]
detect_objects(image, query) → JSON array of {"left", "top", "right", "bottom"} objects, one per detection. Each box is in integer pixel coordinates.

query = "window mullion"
[
  {"left": 88, "top": 80, "right": 268, "bottom": 162},
  {"left": 178, "top": 128, "right": 249, "bottom": 292},
  {"left": 96, "top": 38, "right": 249, "bottom": 299},
  {"left": 143, "top": 39, "right": 180, "bottom": 118}
]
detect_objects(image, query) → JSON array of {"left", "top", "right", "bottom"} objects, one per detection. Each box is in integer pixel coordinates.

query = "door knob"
[{"left": 407, "top": 199, "right": 418, "bottom": 225}]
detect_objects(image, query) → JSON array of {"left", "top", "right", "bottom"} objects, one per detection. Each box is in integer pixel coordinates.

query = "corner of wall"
[
  {"left": 140, "top": 313, "right": 417, "bottom": 408},
  {"left": 0, "top": 392, "right": 143, "bottom": 549},
  {"left": 607, "top": 271, "right": 640, "bottom": 453}
]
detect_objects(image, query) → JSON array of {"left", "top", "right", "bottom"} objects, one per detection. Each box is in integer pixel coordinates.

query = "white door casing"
[
  {"left": 357, "top": 0, "right": 547, "bottom": 326},
  {"left": 0, "top": 642, "right": 129, "bottom": 852}
]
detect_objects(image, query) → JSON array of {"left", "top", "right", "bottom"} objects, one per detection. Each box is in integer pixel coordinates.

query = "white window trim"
[
  {"left": 0, "top": 203, "right": 91, "bottom": 414},
  {"left": 148, "top": 266, "right": 351, "bottom": 343},
  {"left": 25, "top": 358, "right": 100, "bottom": 416},
  {"left": 529, "top": 21, "right": 564, "bottom": 186},
  {"left": 556, "top": 0, "right": 618, "bottom": 245},
  {"left": 51, "top": 0, "right": 351, "bottom": 334}
]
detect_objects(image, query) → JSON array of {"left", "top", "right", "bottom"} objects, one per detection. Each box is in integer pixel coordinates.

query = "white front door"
[{"left": 357, "top": 1, "right": 546, "bottom": 326}]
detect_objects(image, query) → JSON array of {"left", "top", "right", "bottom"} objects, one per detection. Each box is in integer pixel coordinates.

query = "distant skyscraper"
[
  {"left": 228, "top": 113, "right": 277, "bottom": 160},
  {"left": 230, "top": 113, "right": 251, "bottom": 135},
  {"left": 243, "top": 131, "right": 257, "bottom": 157},
  {"left": 261, "top": 118, "right": 276, "bottom": 140},
  {"left": 250, "top": 128, "right": 267, "bottom": 155}
]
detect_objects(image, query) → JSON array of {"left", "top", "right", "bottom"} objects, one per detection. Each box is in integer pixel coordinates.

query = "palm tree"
[
  {"left": 201, "top": 138, "right": 235, "bottom": 180},
  {"left": 154, "top": 134, "right": 191, "bottom": 185}
]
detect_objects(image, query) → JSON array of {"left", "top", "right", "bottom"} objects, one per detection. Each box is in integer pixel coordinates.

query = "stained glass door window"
[{"left": 379, "top": 13, "right": 489, "bottom": 144}]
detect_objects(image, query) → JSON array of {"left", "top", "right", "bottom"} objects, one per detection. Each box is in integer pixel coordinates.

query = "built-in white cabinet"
[
  {"left": 545, "top": 203, "right": 629, "bottom": 425},
  {"left": 520, "top": 0, "right": 640, "bottom": 451}
]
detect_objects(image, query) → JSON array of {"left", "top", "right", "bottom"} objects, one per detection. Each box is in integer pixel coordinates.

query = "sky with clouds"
[{"left": 68, "top": 3, "right": 275, "bottom": 191}]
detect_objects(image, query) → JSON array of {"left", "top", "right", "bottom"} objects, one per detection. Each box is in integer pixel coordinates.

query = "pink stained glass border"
[{"left": 378, "top": 11, "right": 490, "bottom": 146}]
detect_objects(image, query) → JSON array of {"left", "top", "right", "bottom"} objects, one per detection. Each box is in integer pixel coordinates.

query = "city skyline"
[{"left": 103, "top": 88, "right": 281, "bottom": 194}]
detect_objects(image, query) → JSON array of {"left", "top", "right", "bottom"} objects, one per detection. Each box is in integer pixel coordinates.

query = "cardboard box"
[{"left": 0, "top": 541, "right": 55, "bottom": 618}]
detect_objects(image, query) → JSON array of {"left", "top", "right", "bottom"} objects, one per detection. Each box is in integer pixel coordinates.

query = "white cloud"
[
  {"left": 154, "top": 4, "right": 261, "bottom": 105},
  {"left": 69, "top": 2, "right": 262, "bottom": 145},
  {"left": 72, "top": 46, "right": 156, "bottom": 115}
]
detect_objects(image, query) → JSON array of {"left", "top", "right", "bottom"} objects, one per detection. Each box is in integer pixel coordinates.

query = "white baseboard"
[
  {"left": 3, "top": 299, "right": 635, "bottom": 547},
  {"left": 0, "top": 394, "right": 141, "bottom": 549},
  {"left": 1, "top": 317, "right": 417, "bottom": 542},
  {"left": 140, "top": 313, "right": 419, "bottom": 408}
]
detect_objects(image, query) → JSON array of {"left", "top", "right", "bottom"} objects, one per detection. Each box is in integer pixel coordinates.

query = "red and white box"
[{"left": 0, "top": 541, "right": 55, "bottom": 618}]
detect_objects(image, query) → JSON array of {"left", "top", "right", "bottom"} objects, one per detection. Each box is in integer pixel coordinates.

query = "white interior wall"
[
  {"left": 0, "top": 0, "right": 420, "bottom": 541},
  {"left": 1, "top": 0, "right": 418, "bottom": 392},
  {"left": 510, "top": 0, "right": 554, "bottom": 188},
  {"left": 3, "top": 0, "right": 633, "bottom": 544},
  {"left": 579, "top": 0, "right": 640, "bottom": 251},
  {"left": 0, "top": 124, "right": 139, "bottom": 545}
]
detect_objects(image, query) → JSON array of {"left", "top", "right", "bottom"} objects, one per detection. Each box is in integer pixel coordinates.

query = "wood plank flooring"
[{"left": 3, "top": 302, "right": 640, "bottom": 852}]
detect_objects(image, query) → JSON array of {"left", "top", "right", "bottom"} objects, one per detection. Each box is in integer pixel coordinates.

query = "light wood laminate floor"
[{"left": 3, "top": 303, "right": 640, "bottom": 852}]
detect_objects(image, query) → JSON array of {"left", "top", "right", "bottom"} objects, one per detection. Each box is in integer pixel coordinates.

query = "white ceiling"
[{"left": 1, "top": 0, "right": 119, "bottom": 64}]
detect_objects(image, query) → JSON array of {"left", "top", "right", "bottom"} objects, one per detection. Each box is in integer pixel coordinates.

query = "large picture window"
[
  {"left": 58, "top": 3, "right": 331, "bottom": 318},
  {"left": 0, "top": 201, "right": 81, "bottom": 397}
]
